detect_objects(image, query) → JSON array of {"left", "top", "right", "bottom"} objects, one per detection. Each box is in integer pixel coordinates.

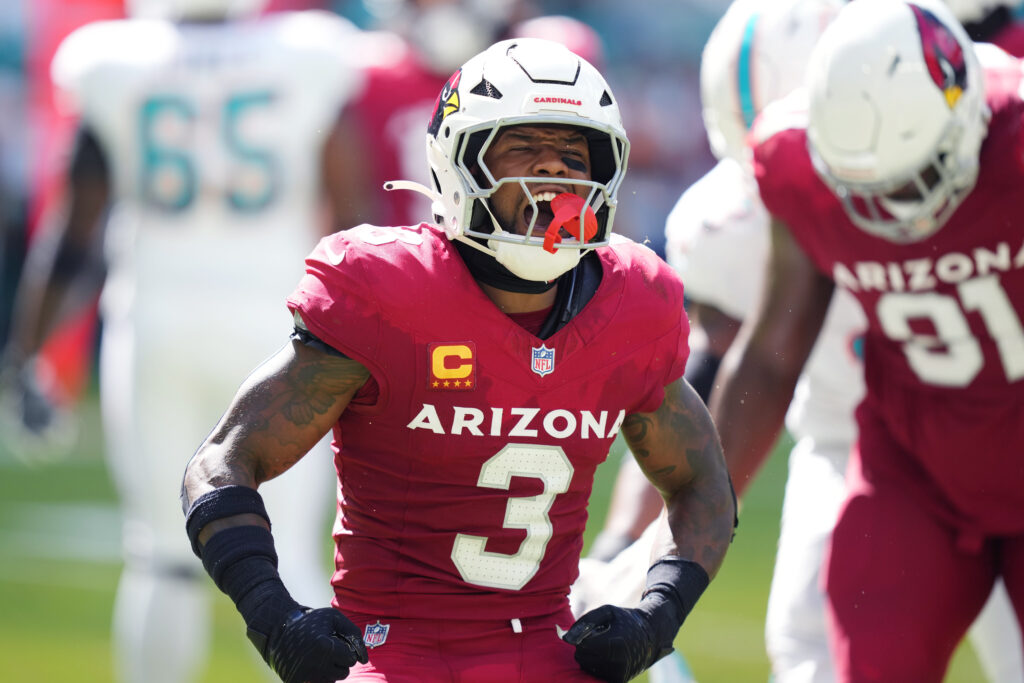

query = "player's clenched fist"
[
  {"left": 563, "top": 603, "right": 673, "bottom": 683},
  {"left": 564, "top": 557, "right": 709, "bottom": 682},
  {"left": 255, "top": 606, "right": 368, "bottom": 683}
]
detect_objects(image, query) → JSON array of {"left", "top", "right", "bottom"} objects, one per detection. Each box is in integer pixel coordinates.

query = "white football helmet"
[
  {"left": 807, "top": 0, "right": 989, "bottom": 242},
  {"left": 700, "top": 0, "right": 846, "bottom": 163},
  {"left": 389, "top": 38, "right": 628, "bottom": 282},
  {"left": 127, "top": 0, "right": 268, "bottom": 20}
]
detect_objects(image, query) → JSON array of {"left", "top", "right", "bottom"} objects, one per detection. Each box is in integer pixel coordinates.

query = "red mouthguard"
[{"left": 542, "top": 193, "right": 599, "bottom": 254}]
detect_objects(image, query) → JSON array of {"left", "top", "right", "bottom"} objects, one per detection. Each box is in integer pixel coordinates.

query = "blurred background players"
[
  {"left": 711, "top": 0, "right": 1024, "bottom": 679},
  {"left": 588, "top": 0, "right": 1024, "bottom": 681},
  {"left": 331, "top": 0, "right": 533, "bottom": 229},
  {"left": 1, "top": 1, "right": 363, "bottom": 681}
]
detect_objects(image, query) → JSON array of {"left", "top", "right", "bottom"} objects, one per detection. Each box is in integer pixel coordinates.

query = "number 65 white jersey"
[{"left": 51, "top": 11, "right": 364, "bottom": 325}]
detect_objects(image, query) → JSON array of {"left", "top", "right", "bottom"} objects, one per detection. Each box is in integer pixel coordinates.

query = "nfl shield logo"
[
  {"left": 363, "top": 620, "right": 390, "bottom": 649},
  {"left": 531, "top": 344, "right": 556, "bottom": 377}
]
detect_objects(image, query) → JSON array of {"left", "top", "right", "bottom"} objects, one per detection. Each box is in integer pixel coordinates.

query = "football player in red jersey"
[
  {"left": 710, "top": 0, "right": 1024, "bottom": 680},
  {"left": 182, "top": 38, "right": 735, "bottom": 683}
]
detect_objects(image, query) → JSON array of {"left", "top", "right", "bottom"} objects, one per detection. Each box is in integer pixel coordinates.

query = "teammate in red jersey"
[
  {"left": 332, "top": 0, "right": 524, "bottom": 229},
  {"left": 711, "top": 0, "right": 1024, "bottom": 680},
  {"left": 182, "top": 38, "right": 735, "bottom": 683}
]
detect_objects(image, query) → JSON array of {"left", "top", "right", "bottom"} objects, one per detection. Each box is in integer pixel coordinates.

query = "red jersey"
[
  {"left": 287, "top": 224, "right": 689, "bottom": 621},
  {"left": 753, "top": 62, "right": 1024, "bottom": 535},
  {"left": 347, "top": 35, "right": 447, "bottom": 227}
]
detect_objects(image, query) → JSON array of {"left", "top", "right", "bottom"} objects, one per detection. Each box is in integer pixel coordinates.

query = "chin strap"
[
  {"left": 383, "top": 179, "right": 441, "bottom": 202},
  {"left": 384, "top": 179, "right": 446, "bottom": 228}
]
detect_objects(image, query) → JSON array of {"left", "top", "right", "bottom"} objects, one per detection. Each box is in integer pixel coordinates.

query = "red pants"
[
  {"left": 824, "top": 408, "right": 1024, "bottom": 682},
  {"left": 344, "top": 608, "right": 602, "bottom": 682}
]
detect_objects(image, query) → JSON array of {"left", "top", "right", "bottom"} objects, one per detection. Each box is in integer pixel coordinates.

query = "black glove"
[
  {"left": 252, "top": 605, "right": 368, "bottom": 683},
  {"left": 185, "top": 488, "right": 368, "bottom": 682},
  {"left": 563, "top": 557, "right": 709, "bottom": 683},
  {"left": 563, "top": 601, "right": 673, "bottom": 683}
]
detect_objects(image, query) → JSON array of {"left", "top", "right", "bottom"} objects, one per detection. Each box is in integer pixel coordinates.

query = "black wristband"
[
  {"left": 642, "top": 557, "right": 710, "bottom": 626},
  {"left": 184, "top": 485, "right": 271, "bottom": 558}
]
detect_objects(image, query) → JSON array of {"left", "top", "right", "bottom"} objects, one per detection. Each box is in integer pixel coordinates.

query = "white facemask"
[{"left": 489, "top": 240, "right": 582, "bottom": 282}]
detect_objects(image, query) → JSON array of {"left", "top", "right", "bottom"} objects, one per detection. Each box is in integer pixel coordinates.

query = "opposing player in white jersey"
[
  {"left": 667, "top": 0, "right": 1024, "bottom": 681},
  {"left": 1, "top": 1, "right": 364, "bottom": 681}
]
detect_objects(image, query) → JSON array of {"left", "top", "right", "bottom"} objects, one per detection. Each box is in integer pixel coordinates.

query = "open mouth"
[
  {"left": 521, "top": 191, "right": 600, "bottom": 253},
  {"left": 524, "top": 191, "right": 562, "bottom": 236}
]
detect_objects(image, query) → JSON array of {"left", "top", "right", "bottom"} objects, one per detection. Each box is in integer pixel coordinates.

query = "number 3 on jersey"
[
  {"left": 451, "top": 444, "right": 574, "bottom": 591},
  {"left": 139, "top": 90, "right": 278, "bottom": 213},
  {"left": 878, "top": 275, "right": 1024, "bottom": 386}
]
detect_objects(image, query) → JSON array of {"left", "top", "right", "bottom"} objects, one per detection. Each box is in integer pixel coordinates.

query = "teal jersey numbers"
[{"left": 138, "top": 89, "right": 278, "bottom": 214}]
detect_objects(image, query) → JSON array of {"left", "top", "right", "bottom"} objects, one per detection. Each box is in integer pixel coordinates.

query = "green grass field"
[{"left": 0, "top": 390, "right": 986, "bottom": 682}]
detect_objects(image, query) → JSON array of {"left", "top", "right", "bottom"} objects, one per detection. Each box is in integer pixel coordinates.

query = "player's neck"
[{"left": 479, "top": 281, "right": 559, "bottom": 314}]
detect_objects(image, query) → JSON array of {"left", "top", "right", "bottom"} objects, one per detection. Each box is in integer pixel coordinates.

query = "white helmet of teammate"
[
  {"left": 396, "top": 38, "right": 629, "bottom": 282},
  {"left": 807, "top": 0, "right": 989, "bottom": 242},
  {"left": 127, "top": 0, "right": 268, "bottom": 20},
  {"left": 700, "top": 0, "right": 846, "bottom": 164}
]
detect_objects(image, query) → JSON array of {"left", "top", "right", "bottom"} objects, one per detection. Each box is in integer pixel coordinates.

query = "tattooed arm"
[
  {"left": 621, "top": 377, "right": 734, "bottom": 578},
  {"left": 181, "top": 338, "right": 370, "bottom": 542},
  {"left": 181, "top": 339, "right": 372, "bottom": 681},
  {"left": 564, "top": 378, "right": 734, "bottom": 680}
]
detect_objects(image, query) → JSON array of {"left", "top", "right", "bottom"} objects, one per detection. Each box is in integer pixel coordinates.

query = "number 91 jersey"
[
  {"left": 752, "top": 63, "right": 1024, "bottom": 536},
  {"left": 287, "top": 224, "right": 689, "bottom": 622},
  {"left": 51, "top": 12, "right": 363, "bottom": 315}
]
